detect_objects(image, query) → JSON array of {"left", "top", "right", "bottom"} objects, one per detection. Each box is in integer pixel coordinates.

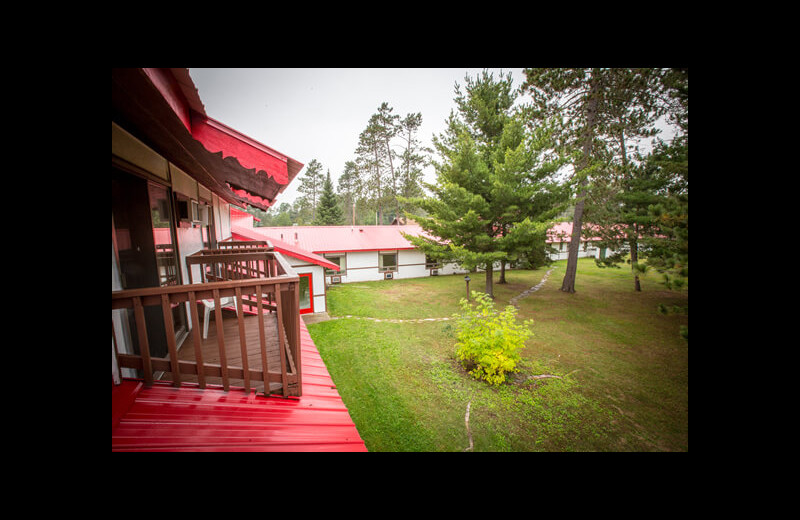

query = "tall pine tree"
[
  {"left": 315, "top": 170, "right": 344, "bottom": 225},
  {"left": 403, "top": 71, "right": 564, "bottom": 298},
  {"left": 296, "top": 159, "right": 324, "bottom": 222},
  {"left": 522, "top": 68, "right": 668, "bottom": 293},
  {"left": 396, "top": 112, "right": 430, "bottom": 216},
  {"left": 355, "top": 114, "right": 390, "bottom": 224}
]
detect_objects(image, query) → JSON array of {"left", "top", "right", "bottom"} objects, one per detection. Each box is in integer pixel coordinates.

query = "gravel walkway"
[{"left": 509, "top": 266, "right": 557, "bottom": 307}]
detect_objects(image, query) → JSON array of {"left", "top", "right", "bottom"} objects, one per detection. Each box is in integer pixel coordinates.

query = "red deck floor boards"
[{"left": 112, "top": 319, "right": 367, "bottom": 452}]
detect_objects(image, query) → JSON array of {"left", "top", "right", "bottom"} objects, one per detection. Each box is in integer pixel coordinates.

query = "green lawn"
[{"left": 307, "top": 258, "right": 688, "bottom": 451}]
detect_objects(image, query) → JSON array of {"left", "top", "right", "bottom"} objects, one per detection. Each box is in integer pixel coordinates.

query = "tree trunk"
[
  {"left": 618, "top": 126, "right": 640, "bottom": 292},
  {"left": 561, "top": 70, "right": 599, "bottom": 294},
  {"left": 630, "top": 228, "right": 641, "bottom": 292},
  {"left": 485, "top": 262, "right": 494, "bottom": 298},
  {"left": 499, "top": 260, "right": 506, "bottom": 283},
  {"left": 560, "top": 196, "right": 585, "bottom": 293}
]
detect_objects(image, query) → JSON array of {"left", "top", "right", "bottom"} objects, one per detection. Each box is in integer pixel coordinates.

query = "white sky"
[{"left": 189, "top": 68, "right": 528, "bottom": 208}]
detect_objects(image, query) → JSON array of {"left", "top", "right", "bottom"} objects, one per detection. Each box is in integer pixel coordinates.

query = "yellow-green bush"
[{"left": 453, "top": 291, "right": 534, "bottom": 386}]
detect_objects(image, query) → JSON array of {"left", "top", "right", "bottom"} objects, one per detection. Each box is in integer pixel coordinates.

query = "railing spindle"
[
  {"left": 291, "top": 281, "right": 302, "bottom": 394},
  {"left": 161, "top": 293, "right": 181, "bottom": 386},
  {"left": 274, "top": 284, "right": 288, "bottom": 397},
  {"left": 213, "top": 288, "right": 230, "bottom": 391},
  {"left": 235, "top": 287, "right": 250, "bottom": 392},
  {"left": 132, "top": 296, "right": 154, "bottom": 387},
  {"left": 188, "top": 290, "right": 205, "bottom": 388},
  {"left": 256, "top": 284, "right": 270, "bottom": 395}
]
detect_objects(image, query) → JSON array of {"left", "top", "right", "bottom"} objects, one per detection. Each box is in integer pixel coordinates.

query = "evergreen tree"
[
  {"left": 376, "top": 102, "right": 401, "bottom": 217},
  {"left": 522, "top": 68, "right": 668, "bottom": 293},
  {"left": 403, "top": 71, "right": 564, "bottom": 298},
  {"left": 355, "top": 115, "right": 390, "bottom": 224},
  {"left": 272, "top": 203, "right": 293, "bottom": 226},
  {"left": 583, "top": 68, "right": 669, "bottom": 291},
  {"left": 315, "top": 170, "right": 344, "bottom": 225},
  {"left": 337, "top": 160, "right": 362, "bottom": 225},
  {"left": 396, "top": 112, "right": 430, "bottom": 215},
  {"left": 296, "top": 159, "right": 324, "bottom": 222},
  {"left": 644, "top": 68, "right": 688, "bottom": 293}
]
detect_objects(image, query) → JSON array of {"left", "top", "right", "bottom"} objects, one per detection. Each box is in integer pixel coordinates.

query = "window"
[
  {"left": 199, "top": 201, "right": 216, "bottom": 249},
  {"left": 379, "top": 251, "right": 397, "bottom": 272},
  {"left": 425, "top": 255, "right": 440, "bottom": 269},
  {"left": 324, "top": 254, "right": 346, "bottom": 275}
]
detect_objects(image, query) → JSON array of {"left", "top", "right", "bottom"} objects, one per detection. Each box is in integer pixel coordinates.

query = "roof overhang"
[
  {"left": 231, "top": 225, "right": 340, "bottom": 271},
  {"left": 112, "top": 68, "right": 302, "bottom": 211}
]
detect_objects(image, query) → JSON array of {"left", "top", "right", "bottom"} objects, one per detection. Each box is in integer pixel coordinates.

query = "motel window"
[
  {"left": 324, "top": 254, "right": 346, "bottom": 275},
  {"left": 379, "top": 251, "right": 397, "bottom": 272}
]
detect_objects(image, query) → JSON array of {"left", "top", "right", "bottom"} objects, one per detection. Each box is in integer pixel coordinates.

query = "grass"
[{"left": 307, "top": 258, "right": 688, "bottom": 451}]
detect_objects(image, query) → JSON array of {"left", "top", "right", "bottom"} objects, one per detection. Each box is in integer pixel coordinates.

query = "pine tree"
[
  {"left": 584, "top": 69, "right": 669, "bottom": 291},
  {"left": 337, "top": 160, "right": 362, "bottom": 225},
  {"left": 644, "top": 68, "right": 688, "bottom": 292},
  {"left": 355, "top": 115, "right": 390, "bottom": 224},
  {"left": 296, "top": 159, "right": 324, "bottom": 222},
  {"left": 403, "top": 71, "right": 564, "bottom": 298},
  {"left": 522, "top": 68, "right": 668, "bottom": 293},
  {"left": 315, "top": 170, "right": 344, "bottom": 225},
  {"left": 396, "top": 112, "right": 430, "bottom": 215}
]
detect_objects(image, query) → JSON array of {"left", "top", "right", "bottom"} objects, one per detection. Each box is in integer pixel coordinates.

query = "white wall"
[
  {"left": 340, "top": 251, "right": 381, "bottom": 282},
  {"left": 324, "top": 248, "right": 470, "bottom": 284},
  {"left": 287, "top": 261, "right": 326, "bottom": 313},
  {"left": 395, "top": 249, "right": 428, "bottom": 280},
  {"left": 547, "top": 241, "right": 602, "bottom": 261}
]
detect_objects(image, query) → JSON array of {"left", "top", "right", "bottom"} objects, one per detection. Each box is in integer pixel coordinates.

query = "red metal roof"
[
  {"left": 230, "top": 226, "right": 340, "bottom": 272},
  {"left": 241, "top": 225, "right": 426, "bottom": 254},
  {"left": 546, "top": 222, "right": 602, "bottom": 243},
  {"left": 112, "top": 320, "right": 367, "bottom": 452}
]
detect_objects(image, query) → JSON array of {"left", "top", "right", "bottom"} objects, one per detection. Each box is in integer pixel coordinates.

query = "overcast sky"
[{"left": 189, "top": 68, "right": 528, "bottom": 207}]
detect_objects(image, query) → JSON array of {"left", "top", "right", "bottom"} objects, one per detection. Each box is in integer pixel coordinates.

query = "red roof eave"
[
  {"left": 191, "top": 114, "right": 291, "bottom": 186},
  {"left": 134, "top": 68, "right": 303, "bottom": 210},
  {"left": 231, "top": 225, "right": 340, "bottom": 271}
]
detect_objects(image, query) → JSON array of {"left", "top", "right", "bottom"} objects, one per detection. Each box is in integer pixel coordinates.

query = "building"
[
  {"left": 230, "top": 207, "right": 340, "bottom": 315},
  {"left": 232, "top": 216, "right": 610, "bottom": 293},
  {"left": 112, "top": 68, "right": 365, "bottom": 451},
  {"left": 228, "top": 217, "right": 473, "bottom": 289},
  {"left": 546, "top": 221, "right": 606, "bottom": 260}
]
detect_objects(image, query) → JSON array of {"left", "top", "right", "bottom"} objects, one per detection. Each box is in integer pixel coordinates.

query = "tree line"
[{"left": 250, "top": 102, "right": 431, "bottom": 227}]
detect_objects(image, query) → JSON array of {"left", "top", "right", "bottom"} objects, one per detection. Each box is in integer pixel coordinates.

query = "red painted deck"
[{"left": 112, "top": 320, "right": 367, "bottom": 452}]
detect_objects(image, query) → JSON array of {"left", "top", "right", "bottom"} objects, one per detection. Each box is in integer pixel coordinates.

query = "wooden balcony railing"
[{"left": 112, "top": 249, "right": 302, "bottom": 397}]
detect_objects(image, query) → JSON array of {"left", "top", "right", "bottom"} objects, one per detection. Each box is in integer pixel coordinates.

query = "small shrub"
[{"left": 453, "top": 291, "right": 534, "bottom": 386}]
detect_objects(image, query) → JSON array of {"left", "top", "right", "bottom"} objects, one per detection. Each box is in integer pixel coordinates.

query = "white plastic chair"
[{"left": 202, "top": 297, "right": 237, "bottom": 339}]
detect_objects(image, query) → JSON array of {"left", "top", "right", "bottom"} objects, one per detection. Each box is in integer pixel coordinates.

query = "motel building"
[
  {"left": 229, "top": 208, "right": 471, "bottom": 316},
  {"left": 228, "top": 210, "right": 609, "bottom": 318}
]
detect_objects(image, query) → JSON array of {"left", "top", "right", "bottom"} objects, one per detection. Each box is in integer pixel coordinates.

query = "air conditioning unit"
[
  {"left": 431, "top": 269, "right": 439, "bottom": 276},
  {"left": 384, "top": 272, "right": 394, "bottom": 280},
  {"left": 331, "top": 275, "right": 341, "bottom": 284}
]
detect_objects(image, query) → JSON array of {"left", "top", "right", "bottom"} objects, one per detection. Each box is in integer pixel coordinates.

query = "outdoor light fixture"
[{"left": 464, "top": 275, "right": 471, "bottom": 300}]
